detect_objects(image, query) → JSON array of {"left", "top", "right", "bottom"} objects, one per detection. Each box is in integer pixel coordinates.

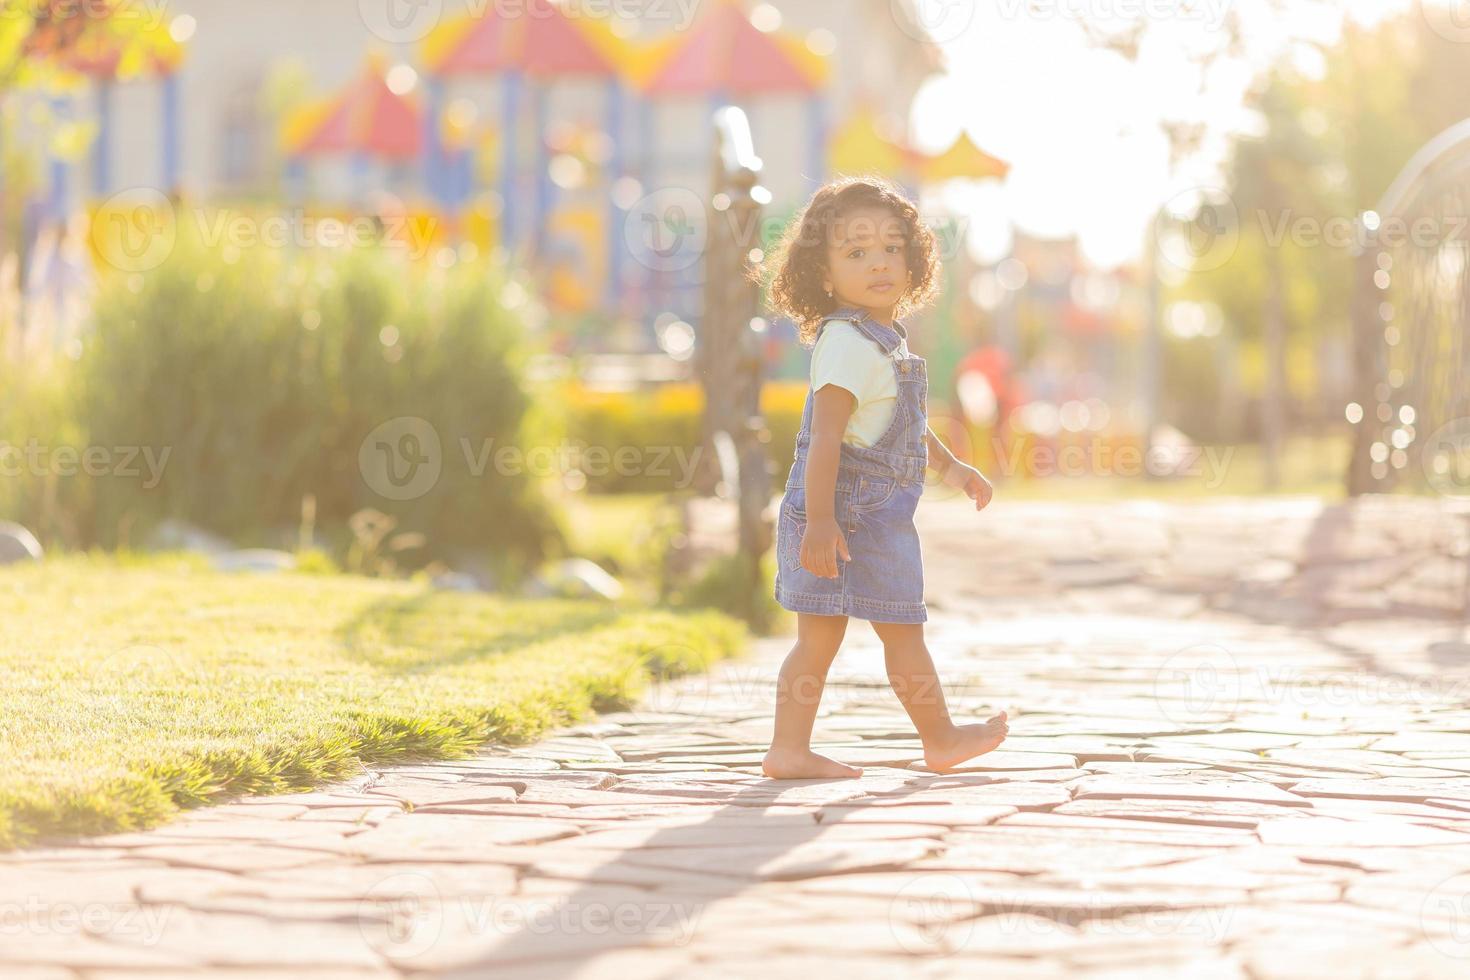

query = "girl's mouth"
[{"left": 870, "top": 281, "right": 894, "bottom": 293}]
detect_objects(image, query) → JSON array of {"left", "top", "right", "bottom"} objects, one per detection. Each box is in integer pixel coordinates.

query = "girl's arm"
[
  {"left": 926, "top": 423, "right": 995, "bottom": 509},
  {"left": 925, "top": 425, "right": 960, "bottom": 480},
  {"left": 803, "top": 384, "right": 856, "bottom": 577}
]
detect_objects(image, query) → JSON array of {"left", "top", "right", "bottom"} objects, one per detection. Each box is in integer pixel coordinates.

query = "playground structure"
[
  {"left": 4, "top": 2, "right": 1008, "bottom": 342},
  {"left": 1347, "top": 116, "right": 1470, "bottom": 499}
]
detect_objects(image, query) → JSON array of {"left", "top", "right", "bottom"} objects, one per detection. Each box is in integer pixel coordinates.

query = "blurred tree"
[
  {"left": 1080, "top": 3, "right": 1470, "bottom": 469},
  {"left": 0, "top": 0, "right": 173, "bottom": 90},
  {"left": 1169, "top": 12, "right": 1470, "bottom": 464},
  {"left": 1197, "top": 67, "right": 1335, "bottom": 483},
  {"left": 1078, "top": 0, "right": 1339, "bottom": 457}
]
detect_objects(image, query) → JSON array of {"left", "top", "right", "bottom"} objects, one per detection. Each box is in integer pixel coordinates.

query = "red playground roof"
[
  {"left": 640, "top": 0, "right": 826, "bottom": 96},
  {"left": 286, "top": 60, "right": 423, "bottom": 161},
  {"left": 422, "top": 0, "right": 623, "bottom": 78}
]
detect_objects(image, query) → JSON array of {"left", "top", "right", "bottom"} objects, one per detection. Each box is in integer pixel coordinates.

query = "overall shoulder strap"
[
  {"left": 841, "top": 312, "right": 902, "bottom": 357},
  {"left": 815, "top": 306, "right": 863, "bottom": 342}
]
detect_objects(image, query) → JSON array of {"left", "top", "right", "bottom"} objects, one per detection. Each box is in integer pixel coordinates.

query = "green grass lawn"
[{"left": 0, "top": 554, "right": 746, "bottom": 850}]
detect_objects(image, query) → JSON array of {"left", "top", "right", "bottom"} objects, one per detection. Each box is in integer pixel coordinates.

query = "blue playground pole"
[
  {"left": 808, "top": 94, "right": 827, "bottom": 191},
  {"left": 47, "top": 94, "right": 70, "bottom": 221},
  {"left": 284, "top": 156, "right": 305, "bottom": 205},
  {"left": 604, "top": 78, "right": 624, "bottom": 311},
  {"left": 500, "top": 70, "right": 521, "bottom": 254},
  {"left": 161, "top": 73, "right": 180, "bottom": 192},
  {"left": 532, "top": 79, "right": 551, "bottom": 259},
  {"left": 94, "top": 79, "right": 113, "bottom": 197},
  {"left": 451, "top": 146, "right": 471, "bottom": 212},
  {"left": 639, "top": 96, "right": 655, "bottom": 190},
  {"left": 633, "top": 95, "right": 656, "bottom": 325},
  {"left": 352, "top": 151, "right": 370, "bottom": 205},
  {"left": 424, "top": 75, "right": 444, "bottom": 206}
]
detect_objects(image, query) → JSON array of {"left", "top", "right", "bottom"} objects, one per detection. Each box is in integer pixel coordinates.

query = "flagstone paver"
[{"left": 6, "top": 495, "right": 1470, "bottom": 977}]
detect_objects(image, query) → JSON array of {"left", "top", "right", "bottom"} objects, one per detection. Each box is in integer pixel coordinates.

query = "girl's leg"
[
  {"left": 869, "top": 620, "right": 1009, "bottom": 772},
  {"left": 762, "top": 612, "right": 862, "bottom": 779}
]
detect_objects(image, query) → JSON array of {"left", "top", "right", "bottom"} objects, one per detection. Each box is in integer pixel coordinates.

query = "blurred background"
[{"left": 3, "top": 0, "right": 1469, "bottom": 618}]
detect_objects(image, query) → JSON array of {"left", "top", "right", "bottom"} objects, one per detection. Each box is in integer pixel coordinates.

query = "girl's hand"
[
  {"left": 800, "top": 516, "right": 850, "bottom": 579},
  {"left": 944, "top": 461, "right": 994, "bottom": 511}
]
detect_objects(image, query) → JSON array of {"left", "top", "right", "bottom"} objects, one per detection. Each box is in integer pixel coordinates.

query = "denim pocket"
[
  {"left": 784, "top": 486, "right": 807, "bottom": 520},
  {"left": 852, "top": 475, "right": 897, "bottom": 512},
  {"left": 779, "top": 508, "right": 807, "bottom": 572}
]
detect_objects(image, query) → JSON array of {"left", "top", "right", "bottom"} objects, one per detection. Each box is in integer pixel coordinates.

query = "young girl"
[{"left": 758, "top": 176, "right": 1009, "bottom": 779}]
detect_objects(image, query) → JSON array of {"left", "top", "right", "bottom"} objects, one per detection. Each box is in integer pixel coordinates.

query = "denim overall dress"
[{"left": 773, "top": 306, "right": 929, "bottom": 624}]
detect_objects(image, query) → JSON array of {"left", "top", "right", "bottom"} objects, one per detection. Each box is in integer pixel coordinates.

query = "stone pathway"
[{"left": 6, "top": 495, "right": 1470, "bottom": 978}]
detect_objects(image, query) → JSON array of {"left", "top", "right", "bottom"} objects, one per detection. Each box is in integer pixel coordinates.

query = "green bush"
[
  {"left": 0, "top": 334, "right": 83, "bottom": 543},
  {"left": 8, "top": 225, "right": 565, "bottom": 581}
]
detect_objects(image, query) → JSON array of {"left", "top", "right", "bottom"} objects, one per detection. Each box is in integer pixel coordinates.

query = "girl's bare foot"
[
  {"left": 923, "top": 711, "right": 1009, "bottom": 772},
  {"left": 762, "top": 746, "right": 863, "bottom": 779}
]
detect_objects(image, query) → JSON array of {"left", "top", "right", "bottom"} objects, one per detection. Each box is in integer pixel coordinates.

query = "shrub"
[
  {"left": 0, "top": 334, "right": 83, "bottom": 543},
  {"left": 21, "top": 223, "right": 563, "bottom": 580}
]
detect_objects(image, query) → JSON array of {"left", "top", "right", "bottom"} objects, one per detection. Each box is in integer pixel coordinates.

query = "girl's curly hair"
[{"left": 753, "top": 175, "right": 941, "bottom": 346}]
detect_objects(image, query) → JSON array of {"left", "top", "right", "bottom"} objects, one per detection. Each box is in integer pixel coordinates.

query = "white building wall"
[{"left": 107, "top": 77, "right": 164, "bottom": 192}]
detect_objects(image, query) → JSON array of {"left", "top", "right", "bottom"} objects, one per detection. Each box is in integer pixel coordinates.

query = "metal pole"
[
  {"left": 94, "top": 79, "right": 113, "bottom": 197},
  {"left": 1142, "top": 217, "right": 1162, "bottom": 465},
  {"left": 1346, "top": 224, "right": 1381, "bottom": 496},
  {"left": 698, "top": 105, "right": 769, "bottom": 620}
]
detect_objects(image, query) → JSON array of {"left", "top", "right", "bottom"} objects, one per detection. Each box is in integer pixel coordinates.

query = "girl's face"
[{"left": 822, "top": 205, "right": 911, "bottom": 319}]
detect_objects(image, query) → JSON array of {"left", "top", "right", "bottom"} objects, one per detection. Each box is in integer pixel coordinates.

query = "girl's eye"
[
  {"left": 848, "top": 249, "right": 863, "bottom": 259},
  {"left": 887, "top": 244, "right": 902, "bottom": 253}
]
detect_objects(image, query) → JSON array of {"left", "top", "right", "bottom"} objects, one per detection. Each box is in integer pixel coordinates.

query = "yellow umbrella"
[
  {"left": 622, "top": 34, "right": 683, "bottom": 92},
  {"left": 828, "top": 108, "right": 920, "bottom": 178},
  {"left": 922, "top": 131, "right": 1009, "bottom": 182}
]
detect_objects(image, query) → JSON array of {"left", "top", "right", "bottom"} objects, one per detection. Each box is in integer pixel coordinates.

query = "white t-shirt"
[{"left": 809, "top": 319, "right": 907, "bottom": 448}]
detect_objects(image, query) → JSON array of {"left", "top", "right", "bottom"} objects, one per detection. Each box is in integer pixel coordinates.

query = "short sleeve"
[{"left": 810, "top": 321, "right": 885, "bottom": 403}]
